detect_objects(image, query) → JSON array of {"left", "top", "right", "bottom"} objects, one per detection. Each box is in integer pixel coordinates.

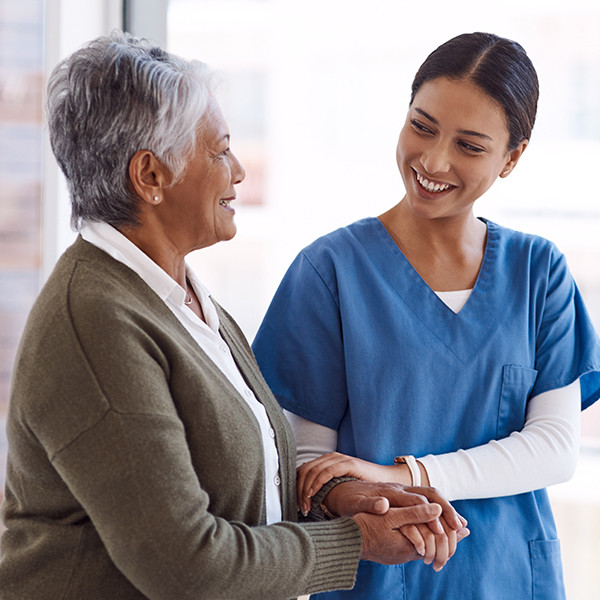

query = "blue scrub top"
[{"left": 253, "top": 218, "right": 600, "bottom": 600}]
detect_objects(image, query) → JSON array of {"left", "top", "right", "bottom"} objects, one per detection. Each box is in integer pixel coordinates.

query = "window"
[{"left": 0, "top": 0, "right": 44, "bottom": 501}]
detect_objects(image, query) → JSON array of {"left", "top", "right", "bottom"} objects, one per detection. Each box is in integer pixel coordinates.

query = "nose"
[
  {"left": 231, "top": 151, "right": 245, "bottom": 185},
  {"left": 420, "top": 139, "right": 451, "bottom": 176}
]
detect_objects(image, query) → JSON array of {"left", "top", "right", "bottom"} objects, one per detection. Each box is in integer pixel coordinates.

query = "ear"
[
  {"left": 499, "top": 139, "right": 528, "bottom": 178},
  {"left": 128, "top": 150, "right": 172, "bottom": 205}
]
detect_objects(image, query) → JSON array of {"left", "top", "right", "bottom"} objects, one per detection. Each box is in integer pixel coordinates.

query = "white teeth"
[
  {"left": 415, "top": 171, "right": 451, "bottom": 192},
  {"left": 219, "top": 199, "right": 230, "bottom": 207}
]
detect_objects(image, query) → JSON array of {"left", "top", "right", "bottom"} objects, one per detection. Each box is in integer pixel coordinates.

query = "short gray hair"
[{"left": 45, "top": 30, "right": 214, "bottom": 229}]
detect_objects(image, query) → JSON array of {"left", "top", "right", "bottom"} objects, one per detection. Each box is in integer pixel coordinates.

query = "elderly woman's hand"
[{"left": 325, "top": 481, "right": 469, "bottom": 571}]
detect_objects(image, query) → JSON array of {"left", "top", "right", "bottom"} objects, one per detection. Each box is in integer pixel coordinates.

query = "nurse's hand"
[
  {"left": 297, "top": 452, "right": 415, "bottom": 515},
  {"left": 326, "top": 481, "right": 469, "bottom": 571}
]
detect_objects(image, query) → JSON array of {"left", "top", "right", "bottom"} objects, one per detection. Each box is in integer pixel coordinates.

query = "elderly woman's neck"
[{"left": 117, "top": 223, "right": 187, "bottom": 289}]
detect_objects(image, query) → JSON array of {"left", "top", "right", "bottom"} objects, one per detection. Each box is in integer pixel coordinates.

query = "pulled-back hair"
[
  {"left": 45, "top": 30, "right": 214, "bottom": 229},
  {"left": 410, "top": 32, "right": 539, "bottom": 150}
]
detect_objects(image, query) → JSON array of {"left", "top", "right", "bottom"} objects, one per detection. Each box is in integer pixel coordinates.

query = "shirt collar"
[{"left": 79, "top": 221, "right": 217, "bottom": 325}]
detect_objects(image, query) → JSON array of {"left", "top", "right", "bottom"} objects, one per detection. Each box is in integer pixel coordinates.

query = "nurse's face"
[{"left": 396, "top": 77, "right": 526, "bottom": 221}]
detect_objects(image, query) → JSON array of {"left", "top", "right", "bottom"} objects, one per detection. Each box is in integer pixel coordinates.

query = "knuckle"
[{"left": 403, "top": 491, "right": 428, "bottom": 505}]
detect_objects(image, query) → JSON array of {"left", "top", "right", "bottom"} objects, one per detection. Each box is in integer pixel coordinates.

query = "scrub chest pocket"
[{"left": 497, "top": 365, "right": 538, "bottom": 438}]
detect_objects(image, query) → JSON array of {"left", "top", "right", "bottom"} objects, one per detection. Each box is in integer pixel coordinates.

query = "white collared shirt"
[{"left": 80, "top": 221, "right": 282, "bottom": 524}]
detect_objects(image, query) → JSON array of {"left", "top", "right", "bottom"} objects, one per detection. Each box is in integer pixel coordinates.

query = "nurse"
[{"left": 253, "top": 32, "right": 600, "bottom": 599}]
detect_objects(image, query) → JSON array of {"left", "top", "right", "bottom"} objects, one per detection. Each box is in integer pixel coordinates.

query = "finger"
[
  {"left": 432, "top": 533, "right": 450, "bottom": 572},
  {"left": 457, "top": 527, "right": 470, "bottom": 542},
  {"left": 447, "top": 525, "right": 457, "bottom": 558},
  {"left": 406, "top": 486, "right": 463, "bottom": 530},
  {"left": 399, "top": 524, "right": 426, "bottom": 557},
  {"left": 298, "top": 455, "right": 348, "bottom": 497},
  {"left": 301, "top": 461, "right": 355, "bottom": 516},
  {"left": 387, "top": 502, "right": 442, "bottom": 529},
  {"left": 355, "top": 495, "right": 390, "bottom": 515},
  {"left": 297, "top": 454, "right": 343, "bottom": 513},
  {"left": 432, "top": 519, "right": 453, "bottom": 572},
  {"left": 426, "top": 518, "right": 444, "bottom": 536},
  {"left": 305, "top": 461, "right": 350, "bottom": 499},
  {"left": 416, "top": 523, "right": 436, "bottom": 566},
  {"left": 377, "top": 488, "right": 429, "bottom": 509},
  {"left": 297, "top": 455, "right": 335, "bottom": 508}
]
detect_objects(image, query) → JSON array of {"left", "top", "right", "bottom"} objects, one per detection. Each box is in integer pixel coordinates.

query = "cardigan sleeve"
[
  {"left": 6, "top": 248, "right": 361, "bottom": 600},
  {"left": 50, "top": 409, "right": 361, "bottom": 599}
]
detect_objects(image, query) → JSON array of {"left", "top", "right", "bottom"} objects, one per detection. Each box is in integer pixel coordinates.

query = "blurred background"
[{"left": 1, "top": 1, "right": 599, "bottom": 597}]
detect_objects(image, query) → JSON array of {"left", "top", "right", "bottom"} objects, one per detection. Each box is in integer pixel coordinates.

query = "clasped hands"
[{"left": 301, "top": 454, "right": 469, "bottom": 571}]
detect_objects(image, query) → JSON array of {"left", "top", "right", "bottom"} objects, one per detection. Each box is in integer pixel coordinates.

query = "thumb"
[{"left": 357, "top": 496, "right": 390, "bottom": 515}]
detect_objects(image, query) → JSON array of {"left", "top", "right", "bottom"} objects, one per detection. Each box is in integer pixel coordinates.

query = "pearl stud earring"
[{"left": 153, "top": 195, "right": 160, "bottom": 203}]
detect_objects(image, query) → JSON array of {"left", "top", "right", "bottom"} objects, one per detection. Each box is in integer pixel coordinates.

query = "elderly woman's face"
[{"left": 163, "top": 97, "right": 245, "bottom": 250}]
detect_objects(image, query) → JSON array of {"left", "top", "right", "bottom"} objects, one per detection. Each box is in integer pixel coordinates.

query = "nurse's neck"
[{"left": 378, "top": 205, "right": 487, "bottom": 291}]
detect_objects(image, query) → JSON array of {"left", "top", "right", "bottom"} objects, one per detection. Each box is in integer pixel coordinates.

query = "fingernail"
[{"left": 307, "top": 489, "right": 314, "bottom": 498}]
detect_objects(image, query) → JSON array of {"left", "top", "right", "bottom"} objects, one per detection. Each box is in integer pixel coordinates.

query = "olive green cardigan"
[{"left": 0, "top": 237, "right": 361, "bottom": 599}]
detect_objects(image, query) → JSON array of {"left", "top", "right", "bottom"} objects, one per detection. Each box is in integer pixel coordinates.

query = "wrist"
[{"left": 312, "top": 477, "right": 359, "bottom": 521}]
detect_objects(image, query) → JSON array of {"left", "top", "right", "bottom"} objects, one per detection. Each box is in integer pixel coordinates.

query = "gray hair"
[{"left": 45, "top": 30, "right": 214, "bottom": 229}]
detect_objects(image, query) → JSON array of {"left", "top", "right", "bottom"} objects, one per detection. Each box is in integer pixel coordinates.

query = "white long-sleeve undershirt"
[
  {"left": 286, "top": 379, "right": 580, "bottom": 502},
  {"left": 285, "top": 289, "right": 582, "bottom": 502}
]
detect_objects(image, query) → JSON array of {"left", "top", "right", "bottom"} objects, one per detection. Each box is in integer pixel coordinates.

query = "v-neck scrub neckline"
[{"left": 361, "top": 217, "right": 503, "bottom": 365}]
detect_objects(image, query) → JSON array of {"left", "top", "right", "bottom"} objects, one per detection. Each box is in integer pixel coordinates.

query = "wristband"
[{"left": 394, "top": 455, "right": 422, "bottom": 487}]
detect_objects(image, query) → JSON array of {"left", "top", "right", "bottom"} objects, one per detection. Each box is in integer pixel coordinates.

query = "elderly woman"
[{"left": 0, "top": 31, "right": 466, "bottom": 600}]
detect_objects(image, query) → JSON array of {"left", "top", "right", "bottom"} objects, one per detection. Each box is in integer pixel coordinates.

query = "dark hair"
[{"left": 410, "top": 32, "right": 539, "bottom": 150}]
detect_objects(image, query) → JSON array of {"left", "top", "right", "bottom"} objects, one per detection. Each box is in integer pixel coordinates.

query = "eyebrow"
[{"left": 414, "top": 107, "right": 493, "bottom": 141}]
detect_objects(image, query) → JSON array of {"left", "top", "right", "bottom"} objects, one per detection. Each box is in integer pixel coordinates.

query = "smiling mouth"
[
  {"left": 414, "top": 169, "right": 453, "bottom": 193},
  {"left": 219, "top": 198, "right": 232, "bottom": 208}
]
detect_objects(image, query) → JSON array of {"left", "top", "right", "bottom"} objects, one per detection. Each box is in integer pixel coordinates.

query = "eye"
[
  {"left": 214, "top": 147, "right": 231, "bottom": 161},
  {"left": 458, "top": 140, "right": 485, "bottom": 154},
  {"left": 410, "top": 119, "right": 434, "bottom": 135}
]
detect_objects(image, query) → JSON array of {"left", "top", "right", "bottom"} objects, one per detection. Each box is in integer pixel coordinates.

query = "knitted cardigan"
[{"left": 0, "top": 237, "right": 361, "bottom": 600}]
